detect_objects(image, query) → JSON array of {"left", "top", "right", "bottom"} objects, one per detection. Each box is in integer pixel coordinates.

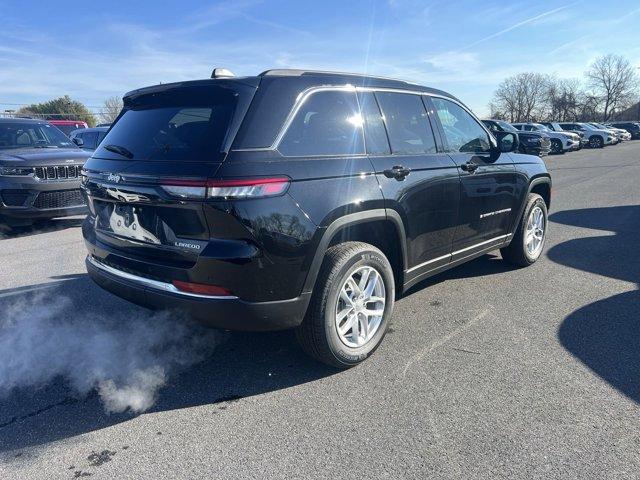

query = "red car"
[{"left": 48, "top": 119, "right": 88, "bottom": 136}]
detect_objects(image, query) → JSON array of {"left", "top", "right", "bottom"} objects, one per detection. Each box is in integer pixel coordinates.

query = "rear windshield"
[
  {"left": 94, "top": 85, "right": 246, "bottom": 162},
  {"left": 0, "top": 122, "right": 76, "bottom": 149}
]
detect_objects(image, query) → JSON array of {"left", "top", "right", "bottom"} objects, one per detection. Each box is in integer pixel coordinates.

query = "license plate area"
[
  {"left": 98, "top": 203, "right": 163, "bottom": 245},
  {"left": 93, "top": 198, "right": 209, "bottom": 249}
]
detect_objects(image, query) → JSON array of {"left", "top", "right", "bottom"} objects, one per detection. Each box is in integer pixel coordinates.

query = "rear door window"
[
  {"left": 375, "top": 92, "right": 436, "bottom": 155},
  {"left": 278, "top": 90, "right": 365, "bottom": 157},
  {"left": 82, "top": 131, "right": 99, "bottom": 149},
  {"left": 432, "top": 97, "right": 491, "bottom": 153}
]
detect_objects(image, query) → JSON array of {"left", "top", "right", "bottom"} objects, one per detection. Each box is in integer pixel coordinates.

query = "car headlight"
[{"left": 0, "top": 166, "right": 35, "bottom": 176}]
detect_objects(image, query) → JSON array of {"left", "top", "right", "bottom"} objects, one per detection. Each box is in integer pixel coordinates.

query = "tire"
[
  {"left": 589, "top": 135, "right": 603, "bottom": 148},
  {"left": 550, "top": 138, "right": 563, "bottom": 154},
  {"left": 501, "top": 193, "right": 548, "bottom": 267},
  {"left": 295, "top": 241, "right": 395, "bottom": 368}
]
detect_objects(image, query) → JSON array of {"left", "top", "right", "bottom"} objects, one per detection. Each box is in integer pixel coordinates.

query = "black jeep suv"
[
  {"left": 0, "top": 118, "right": 90, "bottom": 229},
  {"left": 82, "top": 69, "right": 551, "bottom": 367}
]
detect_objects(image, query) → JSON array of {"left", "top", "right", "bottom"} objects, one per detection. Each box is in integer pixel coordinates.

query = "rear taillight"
[
  {"left": 159, "top": 177, "right": 290, "bottom": 200},
  {"left": 171, "top": 280, "right": 234, "bottom": 297}
]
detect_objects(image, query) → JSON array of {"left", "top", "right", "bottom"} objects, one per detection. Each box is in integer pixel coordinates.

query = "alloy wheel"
[
  {"left": 335, "top": 266, "right": 386, "bottom": 348},
  {"left": 525, "top": 206, "right": 545, "bottom": 257}
]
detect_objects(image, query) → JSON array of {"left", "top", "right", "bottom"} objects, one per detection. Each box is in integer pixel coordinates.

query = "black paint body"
[{"left": 82, "top": 71, "right": 551, "bottom": 330}]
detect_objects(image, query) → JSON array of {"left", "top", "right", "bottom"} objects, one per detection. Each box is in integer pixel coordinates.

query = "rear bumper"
[{"left": 86, "top": 255, "right": 311, "bottom": 331}]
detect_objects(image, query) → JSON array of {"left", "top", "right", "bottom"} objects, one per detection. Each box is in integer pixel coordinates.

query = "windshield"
[
  {"left": 0, "top": 122, "right": 76, "bottom": 149},
  {"left": 532, "top": 123, "right": 550, "bottom": 131},
  {"left": 94, "top": 85, "right": 246, "bottom": 162},
  {"left": 495, "top": 120, "right": 518, "bottom": 133}
]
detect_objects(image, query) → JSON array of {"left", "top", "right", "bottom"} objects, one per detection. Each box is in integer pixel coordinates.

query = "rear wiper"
[{"left": 104, "top": 144, "right": 134, "bottom": 159}]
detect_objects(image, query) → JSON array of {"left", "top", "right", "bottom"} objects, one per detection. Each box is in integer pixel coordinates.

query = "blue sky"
[{"left": 1, "top": 0, "right": 639, "bottom": 117}]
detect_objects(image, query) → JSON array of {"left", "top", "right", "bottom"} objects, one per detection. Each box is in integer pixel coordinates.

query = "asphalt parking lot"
[{"left": 1, "top": 142, "right": 639, "bottom": 479}]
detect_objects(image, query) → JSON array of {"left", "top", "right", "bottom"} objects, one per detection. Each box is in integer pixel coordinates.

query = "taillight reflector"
[{"left": 171, "top": 280, "right": 234, "bottom": 297}]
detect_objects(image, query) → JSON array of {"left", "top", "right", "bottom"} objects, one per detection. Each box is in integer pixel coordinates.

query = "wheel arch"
[
  {"left": 509, "top": 175, "right": 552, "bottom": 237},
  {"left": 302, "top": 209, "right": 407, "bottom": 295}
]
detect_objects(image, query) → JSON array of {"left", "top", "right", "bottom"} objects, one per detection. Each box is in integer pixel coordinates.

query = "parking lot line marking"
[{"left": 401, "top": 307, "right": 492, "bottom": 379}]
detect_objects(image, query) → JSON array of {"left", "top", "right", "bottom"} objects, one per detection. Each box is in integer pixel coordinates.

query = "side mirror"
[
  {"left": 72, "top": 137, "right": 84, "bottom": 147},
  {"left": 495, "top": 131, "right": 518, "bottom": 153}
]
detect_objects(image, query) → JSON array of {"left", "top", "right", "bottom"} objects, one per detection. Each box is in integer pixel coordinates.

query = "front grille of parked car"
[
  {"left": 1, "top": 189, "right": 29, "bottom": 207},
  {"left": 33, "top": 189, "right": 85, "bottom": 209},
  {"left": 34, "top": 165, "right": 81, "bottom": 181}
]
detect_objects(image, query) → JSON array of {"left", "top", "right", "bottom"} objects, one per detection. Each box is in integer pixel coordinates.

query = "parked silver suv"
[{"left": 512, "top": 123, "right": 580, "bottom": 154}]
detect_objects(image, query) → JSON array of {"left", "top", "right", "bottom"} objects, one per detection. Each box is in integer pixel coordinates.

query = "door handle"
[
  {"left": 460, "top": 162, "right": 479, "bottom": 173},
  {"left": 383, "top": 165, "right": 412, "bottom": 180}
]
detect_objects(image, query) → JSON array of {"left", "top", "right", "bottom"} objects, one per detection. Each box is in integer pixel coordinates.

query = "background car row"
[{"left": 482, "top": 119, "right": 640, "bottom": 155}]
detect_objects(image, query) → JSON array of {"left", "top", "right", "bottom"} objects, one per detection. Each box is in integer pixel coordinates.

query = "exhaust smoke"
[{"left": 0, "top": 295, "right": 220, "bottom": 413}]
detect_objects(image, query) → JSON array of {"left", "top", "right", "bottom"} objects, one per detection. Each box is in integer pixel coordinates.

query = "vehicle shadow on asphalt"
[
  {"left": 0, "top": 276, "right": 336, "bottom": 455},
  {"left": 0, "top": 217, "right": 84, "bottom": 240},
  {"left": 549, "top": 205, "right": 640, "bottom": 404}
]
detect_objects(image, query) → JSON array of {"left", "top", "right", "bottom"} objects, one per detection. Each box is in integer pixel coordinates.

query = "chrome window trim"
[
  {"left": 87, "top": 255, "right": 238, "bottom": 300},
  {"left": 273, "top": 85, "right": 367, "bottom": 158},
  {"left": 231, "top": 85, "right": 496, "bottom": 154}
]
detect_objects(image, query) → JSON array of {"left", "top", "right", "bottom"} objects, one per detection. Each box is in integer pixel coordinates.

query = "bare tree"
[
  {"left": 545, "top": 77, "right": 583, "bottom": 122},
  {"left": 99, "top": 96, "right": 124, "bottom": 124},
  {"left": 490, "top": 73, "right": 549, "bottom": 122},
  {"left": 586, "top": 54, "right": 639, "bottom": 121}
]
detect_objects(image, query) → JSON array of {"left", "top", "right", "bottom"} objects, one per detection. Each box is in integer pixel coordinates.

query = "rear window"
[
  {"left": 94, "top": 86, "right": 244, "bottom": 162},
  {"left": 278, "top": 90, "right": 365, "bottom": 157}
]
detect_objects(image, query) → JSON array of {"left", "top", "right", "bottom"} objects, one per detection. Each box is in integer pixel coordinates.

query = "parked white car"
[
  {"left": 589, "top": 123, "right": 631, "bottom": 142},
  {"left": 512, "top": 123, "right": 580, "bottom": 154},
  {"left": 540, "top": 122, "right": 588, "bottom": 149},
  {"left": 557, "top": 122, "right": 616, "bottom": 148}
]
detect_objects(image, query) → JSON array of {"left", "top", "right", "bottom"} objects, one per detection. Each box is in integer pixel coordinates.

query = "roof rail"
[{"left": 259, "top": 68, "right": 423, "bottom": 86}]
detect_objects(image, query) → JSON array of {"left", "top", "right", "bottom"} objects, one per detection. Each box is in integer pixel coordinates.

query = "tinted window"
[
  {"left": 279, "top": 90, "right": 364, "bottom": 157},
  {"left": 357, "top": 92, "right": 390, "bottom": 155},
  {"left": 375, "top": 92, "right": 436, "bottom": 154},
  {"left": 82, "top": 131, "right": 99, "bottom": 149},
  {"left": 0, "top": 122, "right": 75, "bottom": 149},
  {"left": 432, "top": 97, "right": 490, "bottom": 153},
  {"left": 95, "top": 87, "right": 241, "bottom": 162},
  {"left": 97, "top": 131, "right": 107, "bottom": 144}
]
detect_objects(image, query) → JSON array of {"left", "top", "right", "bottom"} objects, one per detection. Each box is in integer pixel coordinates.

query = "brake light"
[
  {"left": 171, "top": 280, "right": 234, "bottom": 297},
  {"left": 206, "top": 177, "right": 289, "bottom": 198},
  {"left": 159, "top": 177, "right": 290, "bottom": 199}
]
